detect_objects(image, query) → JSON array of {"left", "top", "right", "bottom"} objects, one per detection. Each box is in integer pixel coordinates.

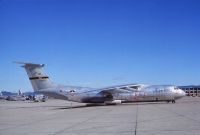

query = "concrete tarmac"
[{"left": 0, "top": 97, "right": 200, "bottom": 135}]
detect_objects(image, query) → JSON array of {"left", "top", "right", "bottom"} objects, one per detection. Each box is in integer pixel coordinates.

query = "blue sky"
[{"left": 0, "top": 0, "right": 200, "bottom": 92}]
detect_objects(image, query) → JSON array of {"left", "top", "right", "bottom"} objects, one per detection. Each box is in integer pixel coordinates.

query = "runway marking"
[
  {"left": 53, "top": 108, "right": 113, "bottom": 135},
  {"left": 0, "top": 104, "right": 104, "bottom": 132},
  {"left": 134, "top": 103, "right": 139, "bottom": 135}
]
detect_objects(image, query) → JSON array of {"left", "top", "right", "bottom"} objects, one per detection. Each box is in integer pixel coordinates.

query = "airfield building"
[{"left": 178, "top": 85, "right": 200, "bottom": 97}]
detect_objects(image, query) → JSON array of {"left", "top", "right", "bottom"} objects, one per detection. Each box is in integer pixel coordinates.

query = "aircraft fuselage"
[{"left": 39, "top": 85, "right": 185, "bottom": 104}]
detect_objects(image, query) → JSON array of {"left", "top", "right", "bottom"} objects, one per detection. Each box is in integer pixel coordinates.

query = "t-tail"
[{"left": 15, "top": 62, "right": 56, "bottom": 92}]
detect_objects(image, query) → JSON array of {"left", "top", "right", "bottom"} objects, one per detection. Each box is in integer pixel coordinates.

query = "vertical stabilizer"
[
  {"left": 18, "top": 89, "right": 22, "bottom": 96},
  {"left": 15, "top": 62, "right": 55, "bottom": 91}
]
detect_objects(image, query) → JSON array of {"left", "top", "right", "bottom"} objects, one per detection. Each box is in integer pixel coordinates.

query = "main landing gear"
[
  {"left": 167, "top": 100, "right": 176, "bottom": 103},
  {"left": 172, "top": 100, "right": 176, "bottom": 103}
]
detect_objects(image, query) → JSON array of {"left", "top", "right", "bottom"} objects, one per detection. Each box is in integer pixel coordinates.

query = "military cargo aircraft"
[{"left": 15, "top": 62, "right": 185, "bottom": 104}]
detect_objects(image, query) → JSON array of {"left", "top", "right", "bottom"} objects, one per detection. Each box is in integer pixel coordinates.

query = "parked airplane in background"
[
  {"left": 0, "top": 89, "right": 26, "bottom": 101},
  {"left": 0, "top": 91, "right": 5, "bottom": 100},
  {"left": 16, "top": 62, "right": 186, "bottom": 104}
]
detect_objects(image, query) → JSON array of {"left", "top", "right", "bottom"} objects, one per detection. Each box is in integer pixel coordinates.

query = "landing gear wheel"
[{"left": 172, "top": 100, "right": 176, "bottom": 103}]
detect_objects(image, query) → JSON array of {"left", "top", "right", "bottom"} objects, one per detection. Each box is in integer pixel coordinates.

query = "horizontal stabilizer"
[{"left": 14, "top": 61, "right": 45, "bottom": 67}]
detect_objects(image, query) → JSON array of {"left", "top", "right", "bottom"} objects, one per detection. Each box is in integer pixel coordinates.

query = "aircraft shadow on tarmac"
[
  {"left": 54, "top": 104, "right": 107, "bottom": 110},
  {"left": 54, "top": 102, "right": 170, "bottom": 110},
  {"left": 123, "top": 102, "right": 171, "bottom": 105}
]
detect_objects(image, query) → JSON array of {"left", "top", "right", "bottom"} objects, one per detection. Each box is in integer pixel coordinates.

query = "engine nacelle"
[{"left": 105, "top": 100, "right": 122, "bottom": 105}]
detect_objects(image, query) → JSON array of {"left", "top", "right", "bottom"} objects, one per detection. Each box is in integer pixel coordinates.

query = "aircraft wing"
[
  {"left": 100, "top": 88, "right": 130, "bottom": 94},
  {"left": 97, "top": 84, "right": 143, "bottom": 95},
  {"left": 103, "top": 84, "right": 142, "bottom": 92}
]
